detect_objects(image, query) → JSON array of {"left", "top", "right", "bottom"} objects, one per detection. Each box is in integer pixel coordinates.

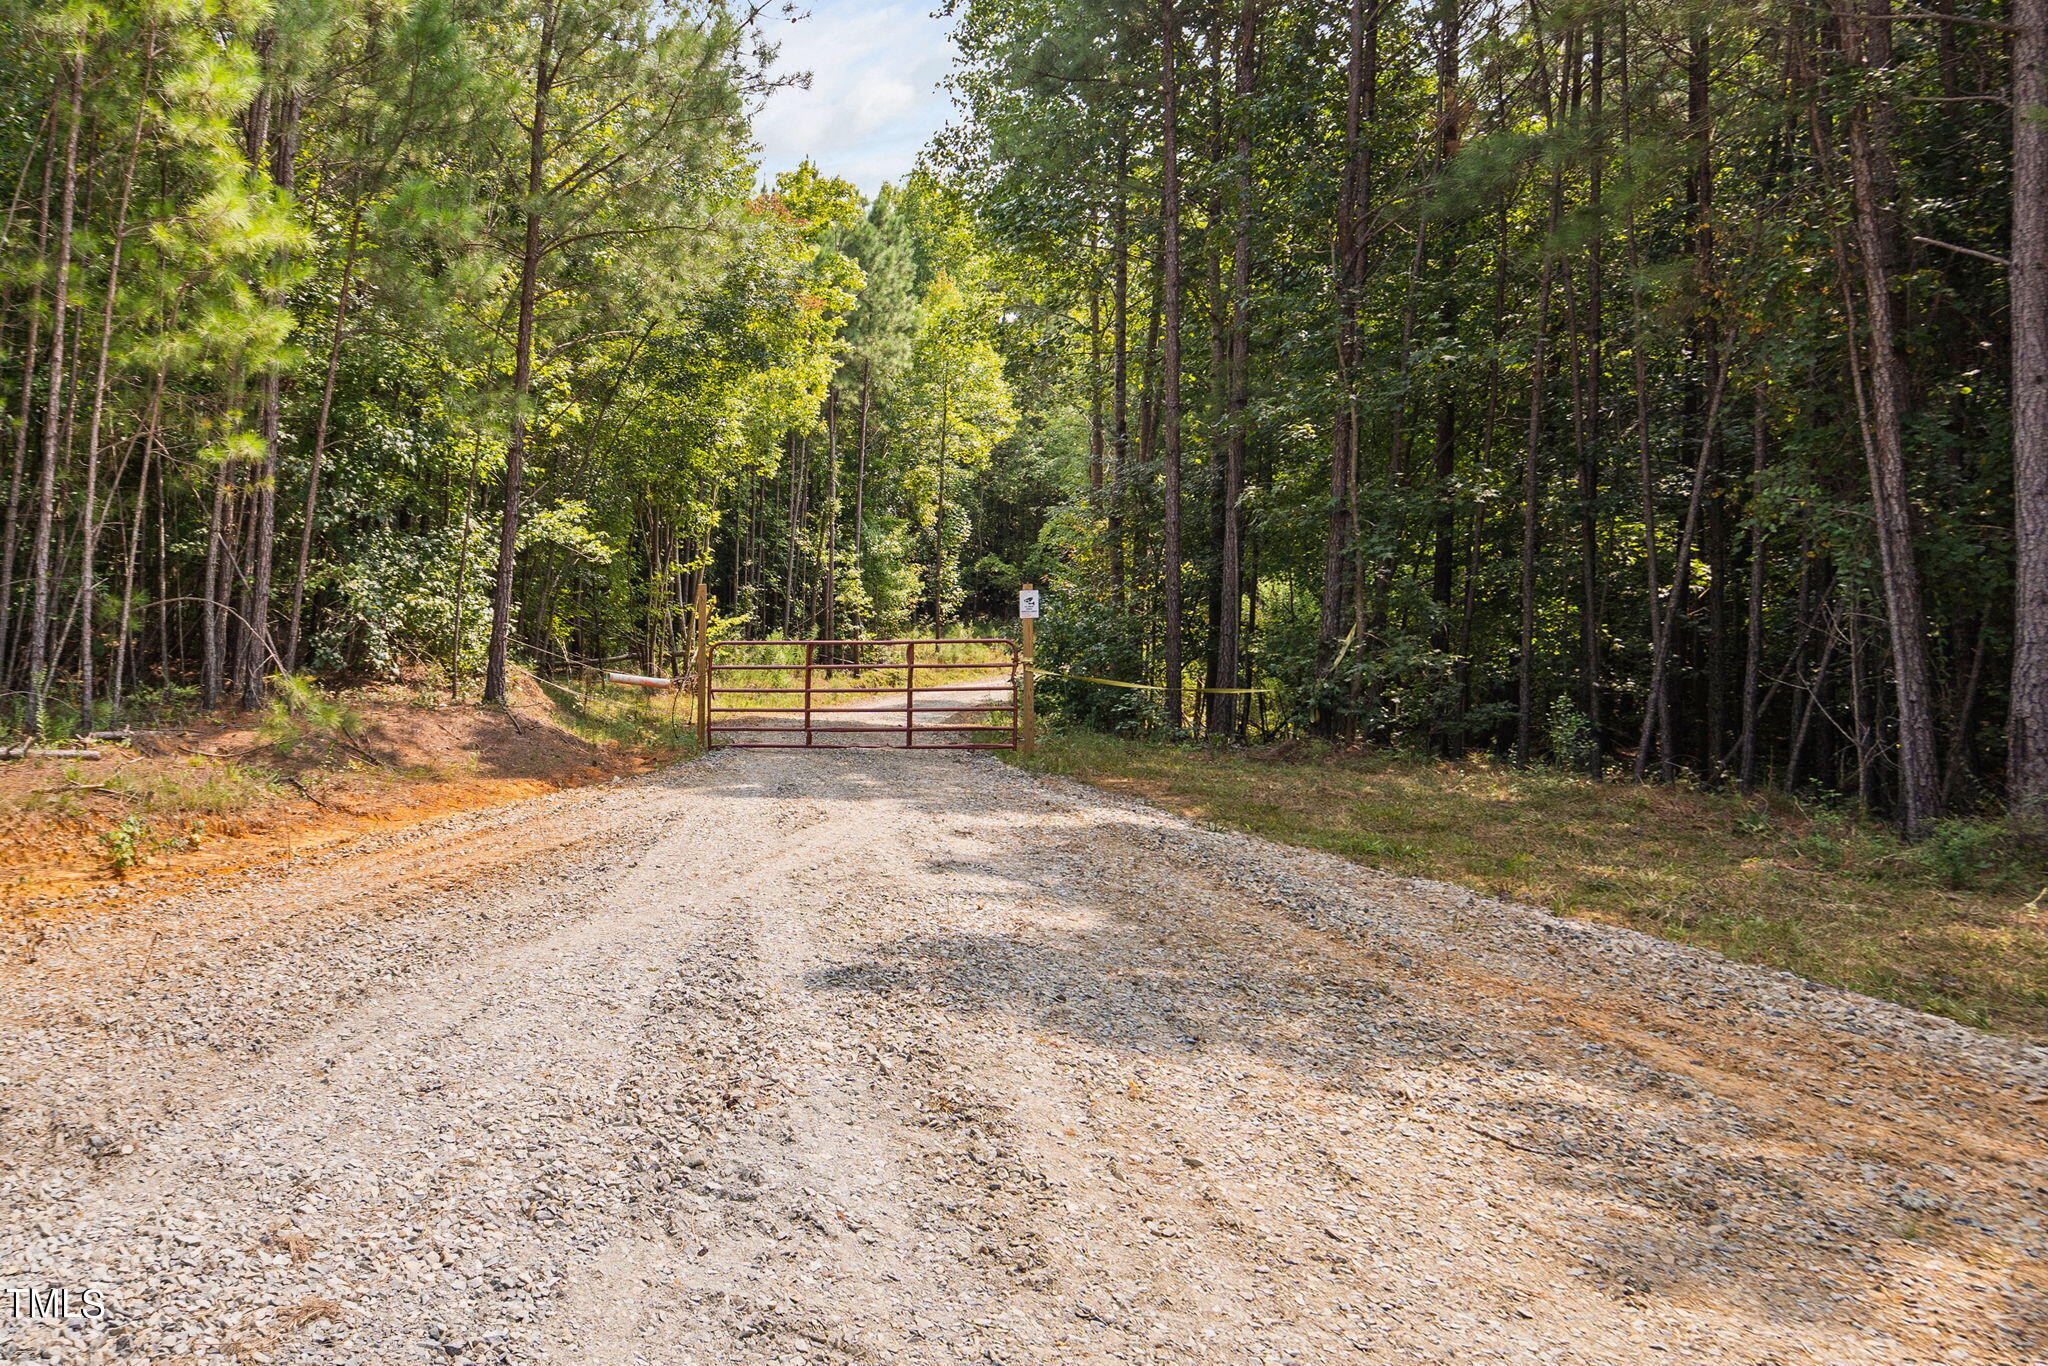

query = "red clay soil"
[{"left": 0, "top": 674, "right": 675, "bottom": 917}]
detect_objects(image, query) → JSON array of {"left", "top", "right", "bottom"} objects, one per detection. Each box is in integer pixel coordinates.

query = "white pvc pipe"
[{"left": 605, "top": 672, "right": 675, "bottom": 688}]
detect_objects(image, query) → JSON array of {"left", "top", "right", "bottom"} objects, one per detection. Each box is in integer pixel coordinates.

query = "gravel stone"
[{"left": 1, "top": 745, "right": 2043, "bottom": 1364}]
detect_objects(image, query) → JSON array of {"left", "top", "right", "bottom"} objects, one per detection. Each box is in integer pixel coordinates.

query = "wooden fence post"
[
  {"left": 1019, "top": 582, "right": 1037, "bottom": 757},
  {"left": 693, "top": 581, "right": 711, "bottom": 752}
]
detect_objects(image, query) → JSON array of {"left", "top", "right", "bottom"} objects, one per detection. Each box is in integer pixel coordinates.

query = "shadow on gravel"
[{"left": 794, "top": 798, "right": 2041, "bottom": 1356}]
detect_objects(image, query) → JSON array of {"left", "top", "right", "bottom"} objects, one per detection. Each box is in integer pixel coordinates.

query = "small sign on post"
[{"left": 1018, "top": 583, "right": 1038, "bottom": 756}]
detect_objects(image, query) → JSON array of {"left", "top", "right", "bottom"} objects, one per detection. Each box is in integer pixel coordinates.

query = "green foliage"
[
  {"left": 99, "top": 815, "right": 149, "bottom": 876},
  {"left": 261, "top": 673, "right": 366, "bottom": 759},
  {"left": 1545, "top": 699, "right": 1596, "bottom": 773},
  {"left": 314, "top": 526, "right": 492, "bottom": 681},
  {"left": 1917, "top": 820, "right": 2006, "bottom": 892}
]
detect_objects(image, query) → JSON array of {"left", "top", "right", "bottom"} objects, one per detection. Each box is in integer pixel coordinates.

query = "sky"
[{"left": 750, "top": 0, "right": 960, "bottom": 195}]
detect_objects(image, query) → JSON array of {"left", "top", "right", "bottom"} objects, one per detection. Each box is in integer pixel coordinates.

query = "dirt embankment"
[{"left": 0, "top": 673, "right": 676, "bottom": 916}]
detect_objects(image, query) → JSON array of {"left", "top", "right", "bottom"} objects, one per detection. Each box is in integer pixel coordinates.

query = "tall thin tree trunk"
[
  {"left": 1632, "top": 362, "right": 1730, "bottom": 780},
  {"left": 200, "top": 460, "right": 230, "bottom": 707},
  {"left": 821, "top": 387, "right": 838, "bottom": 645},
  {"left": 1210, "top": 0, "right": 1255, "bottom": 738},
  {"left": 1428, "top": 0, "right": 1465, "bottom": 754},
  {"left": 1160, "top": 0, "right": 1185, "bottom": 729},
  {"left": 1738, "top": 390, "right": 1769, "bottom": 792},
  {"left": 285, "top": 211, "right": 366, "bottom": 671},
  {"left": 2012, "top": 0, "right": 2048, "bottom": 817},
  {"left": 1835, "top": 0, "right": 1941, "bottom": 836},
  {"left": 1316, "top": 0, "right": 1373, "bottom": 735},
  {"left": 484, "top": 8, "right": 557, "bottom": 706},
  {"left": 0, "top": 143, "right": 53, "bottom": 686},
  {"left": 934, "top": 379, "right": 949, "bottom": 624},
  {"left": 24, "top": 55, "right": 82, "bottom": 736},
  {"left": 77, "top": 61, "right": 152, "bottom": 720},
  {"left": 1110, "top": 139, "right": 1130, "bottom": 605},
  {"left": 1519, "top": 41, "right": 1563, "bottom": 768},
  {"left": 1519, "top": 257, "right": 1554, "bottom": 767},
  {"left": 852, "top": 360, "right": 870, "bottom": 635}
]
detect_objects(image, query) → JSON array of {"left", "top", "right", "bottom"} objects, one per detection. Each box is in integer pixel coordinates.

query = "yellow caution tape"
[{"left": 1031, "top": 666, "right": 1272, "bottom": 697}]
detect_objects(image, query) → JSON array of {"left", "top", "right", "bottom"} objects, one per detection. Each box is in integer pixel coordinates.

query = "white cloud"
[{"left": 751, "top": 0, "right": 959, "bottom": 194}]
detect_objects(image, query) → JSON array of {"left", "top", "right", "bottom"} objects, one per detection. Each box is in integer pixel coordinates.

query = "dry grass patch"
[{"left": 1021, "top": 732, "right": 2048, "bottom": 1039}]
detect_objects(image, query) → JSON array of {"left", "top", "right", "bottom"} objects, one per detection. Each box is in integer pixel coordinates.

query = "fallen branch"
[
  {"left": 1, "top": 748, "right": 104, "bottom": 760},
  {"left": 31, "top": 781, "right": 136, "bottom": 798},
  {"left": 280, "top": 775, "right": 330, "bottom": 808}
]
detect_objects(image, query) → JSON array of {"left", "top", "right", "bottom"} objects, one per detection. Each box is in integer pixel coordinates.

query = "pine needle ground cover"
[{"left": 1021, "top": 733, "right": 2048, "bottom": 1039}]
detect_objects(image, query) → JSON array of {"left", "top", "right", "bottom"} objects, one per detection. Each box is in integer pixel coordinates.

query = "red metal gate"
[{"left": 702, "top": 638, "right": 1019, "bottom": 750}]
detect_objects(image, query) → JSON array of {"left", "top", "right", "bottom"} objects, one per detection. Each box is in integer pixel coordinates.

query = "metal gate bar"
[{"left": 704, "top": 637, "right": 1018, "bottom": 750}]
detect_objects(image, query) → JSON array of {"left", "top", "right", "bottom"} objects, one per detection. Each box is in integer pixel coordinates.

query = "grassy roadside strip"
[{"left": 1016, "top": 730, "right": 2048, "bottom": 1039}]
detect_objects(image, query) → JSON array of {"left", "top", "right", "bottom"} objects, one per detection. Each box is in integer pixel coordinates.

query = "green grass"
[
  {"left": 519, "top": 669, "right": 699, "bottom": 752},
  {"left": 1019, "top": 731, "right": 2048, "bottom": 1039}
]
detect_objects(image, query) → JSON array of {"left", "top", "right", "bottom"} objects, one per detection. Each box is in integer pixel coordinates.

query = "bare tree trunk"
[
  {"left": 285, "top": 210, "right": 365, "bottom": 671},
  {"left": 1110, "top": 139, "right": 1129, "bottom": 606},
  {"left": 200, "top": 460, "right": 230, "bottom": 708},
  {"left": 1579, "top": 22, "right": 1606, "bottom": 774},
  {"left": 1210, "top": 0, "right": 1255, "bottom": 738},
  {"left": 1160, "top": 0, "right": 1185, "bottom": 729},
  {"left": 111, "top": 438, "right": 153, "bottom": 724},
  {"left": 1519, "top": 42, "right": 1563, "bottom": 768},
  {"left": 1316, "top": 0, "right": 1373, "bottom": 736},
  {"left": 0, "top": 142, "right": 53, "bottom": 686},
  {"left": 782, "top": 432, "right": 803, "bottom": 633},
  {"left": 1429, "top": 0, "right": 1465, "bottom": 755},
  {"left": 24, "top": 55, "right": 82, "bottom": 736},
  {"left": 1633, "top": 362, "right": 1729, "bottom": 780},
  {"left": 1620, "top": 8, "right": 1675, "bottom": 777},
  {"left": 1738, "top": 389, "right": 1769, "bottom": 792},
  {"left": 1518, "top": 256, "right": 1554, "bottom": 767},
  {"left": 484, "top": 8, "right": 557, "bottom": 706},
  {"left": 2012, "top": 0, "right": 2048, "bottom": 817},
  {"left": 934, "top": 381, "right": 949, "bottom": 625},
  {"left": 77, "top": 60, "right": 152, "bottom": 720},
  {"left": 821, "top": 388, "right": 838, "bottom": 646},
  {"left": 1837, "top": 0, "right": 1942, "bottom": 837},
  {"left": 852, "top": 360, "right": 870, "bottom": 636}
]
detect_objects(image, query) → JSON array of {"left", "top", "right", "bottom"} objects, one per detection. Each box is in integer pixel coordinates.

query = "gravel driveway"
[{"left": 2, "top": 748, "right": 2043, "bottom": 1364}]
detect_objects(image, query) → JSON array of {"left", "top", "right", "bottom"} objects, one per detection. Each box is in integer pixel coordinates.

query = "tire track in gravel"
[{"left": 3, "top": 747, "right": 2044, "bottom": 1366}]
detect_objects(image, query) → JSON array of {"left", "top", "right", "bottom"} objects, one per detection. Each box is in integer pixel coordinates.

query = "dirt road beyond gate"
[{"left": 2, "top": 748, "right": 2042, "bottom": 1364}]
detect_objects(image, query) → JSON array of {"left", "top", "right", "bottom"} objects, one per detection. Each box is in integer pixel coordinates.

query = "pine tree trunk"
[
  {"left": 1579, "top": 23, "right": 1607, "bottom": 773},
  {"left": 1316, "top": 0, "right": 1373, "bottom": 736},
  {"left": 1839, "top": 0, "right": 1942, "bottom": 837},
  {"left": 0, "top": 143, "right": 53, "bottom": 686},
  {"left": 1428, "top": 0, "right": 1465, "bottom": 755},
  {"left": 1633, "top": 363, "right": 1729, "bottom": 780},
  {"left": 1209, "top": 0, "right": 1255, "bottom": 739},
  {"left": 1159, "top": 0, "right": 1185, "bottom": 730},
  {"left": 821, "top": 387, "right": 838, "bottom": 646},
  {"left": 853, "top": 361, "right": 870, "bottom": 636},
  {"left": 1738, "top": 390, "right": 1769, "bottom": 792},
  {"left": 78, "top": 70, "right": 152, "bottom": 720},
  {"left": 1110, "top": 139, "right": 1129, "bottom": 605},
  {"left": 285, "top": 211, "right": 365, "bottom": 672},
  {"left": 2012, "top": 0, "right": 2048, "bottom": 817},
  {"left": 1518, "top": 256, "right": 1553, "bottom": 768},
  {"left": 200, "top": 459, "right": 230, "bottom": 708},
  {"left": 934, "top": 380, "right": 949, "bottom": 624},
  {"left": 484, "top": 10, "right": 557, "bottom": 706},
  {"left": 24, "top": 55, "right": 83, "bottom": 736}
]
